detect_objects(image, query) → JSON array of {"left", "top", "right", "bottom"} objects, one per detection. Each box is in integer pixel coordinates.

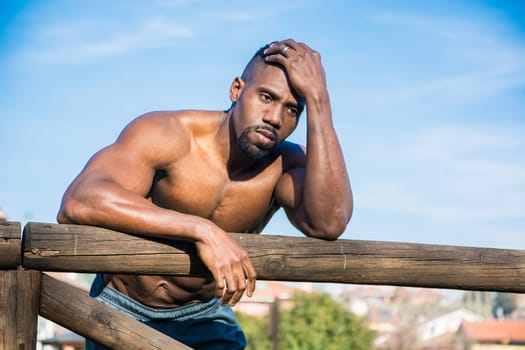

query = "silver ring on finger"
[{"left": 281, "top": 45, "right": 290, "bottom": 55}]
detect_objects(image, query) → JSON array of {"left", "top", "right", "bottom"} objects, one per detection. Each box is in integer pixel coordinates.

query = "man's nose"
[{"left": 262, "top": 106, "right": 282, "bottom": 129}]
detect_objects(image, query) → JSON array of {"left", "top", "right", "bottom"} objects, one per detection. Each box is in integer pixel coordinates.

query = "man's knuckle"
[{"left": 240, "top": 252, "right": 250, "bottom": 261}]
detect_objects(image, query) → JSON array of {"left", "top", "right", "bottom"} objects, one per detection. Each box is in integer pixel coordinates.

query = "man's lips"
[{"left": 255, "top": 127, "right": 276, "bottom": 141}]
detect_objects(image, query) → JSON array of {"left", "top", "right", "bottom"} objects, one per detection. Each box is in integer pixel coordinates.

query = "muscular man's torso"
[{"left": 107, "top": 111, "right": 299, "bottom": 308}]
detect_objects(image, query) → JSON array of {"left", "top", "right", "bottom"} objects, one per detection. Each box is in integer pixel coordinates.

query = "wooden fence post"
[
  {"left": 0, "top": 221, "right": 21, "bottom": 268},
  {"left": 40, "top": 273, "right": 192, "bottom": 350},
  {"left": 1, "top": 222, "right": 41, "bottom": 350},
  {"left": 269, "top": 297, "right": 280, "bottom": 350}
]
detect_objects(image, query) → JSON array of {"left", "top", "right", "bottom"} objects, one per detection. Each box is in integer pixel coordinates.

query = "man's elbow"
[
  {"left": 307, "top": 210, "right": 352, "bottom": 241},
  {"left": 312, "top": 195, "right": 354, "bottom": 240},
  {"left": 56, "top": 195, "right": 89, "bottom": 225},
  {"left": 56, "top": 210, "right": 69, "bottom": 224},
  {"left": 57, "top": 199, "right": 76, "bottom": 224},
  {"left": 315, "top": 220, "right": 349, "bottom": 241}
]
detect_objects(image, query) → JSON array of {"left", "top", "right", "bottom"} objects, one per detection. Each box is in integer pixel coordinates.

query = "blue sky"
[{"left": 1, "top": 0, "right": 524, "bottom": 251}]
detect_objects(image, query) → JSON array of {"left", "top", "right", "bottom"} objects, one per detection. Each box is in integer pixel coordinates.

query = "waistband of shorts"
[{"left": 96, "top": 283, "right": 220, "bottom": 322}]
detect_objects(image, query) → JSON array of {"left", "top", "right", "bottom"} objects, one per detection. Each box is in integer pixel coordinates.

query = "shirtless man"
[{"left": 57, "top": 39, "right": 352, "bottom": 349}]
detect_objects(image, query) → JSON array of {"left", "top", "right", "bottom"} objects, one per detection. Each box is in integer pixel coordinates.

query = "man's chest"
[{"left": 150, "top": 156, "right": 283, "bottom": 232}]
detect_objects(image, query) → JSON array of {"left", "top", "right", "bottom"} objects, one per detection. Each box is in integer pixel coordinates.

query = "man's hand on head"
[{"left": 263, "top": 39, "right": 329, "bottom": 104}]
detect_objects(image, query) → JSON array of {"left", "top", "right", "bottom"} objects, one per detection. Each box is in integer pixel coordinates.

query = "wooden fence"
[{"left": 1, "top": 221, "right": 525, "bottom": 349}]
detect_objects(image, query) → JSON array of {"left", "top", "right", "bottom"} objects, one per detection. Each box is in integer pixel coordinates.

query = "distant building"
[
  {"left": 511, "top": 294, "right": 525, "bottom": 319},
  {"left": 340, "top": 286, "right": 446, "bottom": 337},
  {"left": 462, "top": 291, "right": 493, "bottom": 318},
  {"left": 337, "top": 285, "right": 525, "bottom": 350},
  {"left": 416, "top": 309, "right": 484, "bottom": 350},
  {"left": 234, "top": 281, "right": 312, "bottom": 317},
  {"left": 40, "top": 331, "right": 84, "bottom": 350},
  {"left": 457, "top": 320, "right": 525, "bottom": 349}
]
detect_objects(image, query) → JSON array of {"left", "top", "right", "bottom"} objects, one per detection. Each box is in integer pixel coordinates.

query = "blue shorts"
[{"left": 86, "top": 274, "right": 246, "bottom": 350}]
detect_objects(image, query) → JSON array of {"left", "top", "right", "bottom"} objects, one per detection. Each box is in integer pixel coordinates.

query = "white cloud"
[
  {"left": 356, "top": 124, "right": 525, "bottom": 222},
  {"left": 25, "top": 17, "right": 195, "bottom": 64},
  {"left": 347, "top": 10, "right": 525, "bottom": 115},
  {"left": 411, "top": 125, "right": 524, "bottom": 159},
  {"left": 154, "top": 0, "right": 197, "bottom": 8},
  {"left": 202, "top": 10, "right": 269, "bottom": 22},
  {"left": 367, "top": 10, "right": 506, "bottom": 45}
]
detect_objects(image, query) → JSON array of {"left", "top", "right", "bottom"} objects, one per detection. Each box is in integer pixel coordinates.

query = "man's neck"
[{"left": 215, "top": 110, "right": 258, "bottom": 173}]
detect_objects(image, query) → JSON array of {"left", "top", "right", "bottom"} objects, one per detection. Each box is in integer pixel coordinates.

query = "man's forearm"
[
  {"left": 302, "top": 94, "right": 353, "bottom": 239},
  {"left": 58, "top": 179, "right": 210, "bottom": 242}
]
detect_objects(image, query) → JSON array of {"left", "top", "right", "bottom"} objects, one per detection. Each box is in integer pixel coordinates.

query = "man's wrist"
[
  {"left": 192, "top": 217, "right": 218, "bottom": 243},
  {"left": 304, "top": 90, "right": 330, "bottom": 114}
]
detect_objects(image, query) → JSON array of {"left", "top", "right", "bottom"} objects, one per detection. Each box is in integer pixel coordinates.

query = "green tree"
[
  {"left": 237, "top": 291, "right": 375, "bottom": 350},
  {"left": 235, "top": 312, "right": 272, "bottom": 350},
  {"left": 492, "top": 292, "right": 517, "bottom": 318},
  {"left": 280, "top": 292, "right": 375, "bottom": 350}
]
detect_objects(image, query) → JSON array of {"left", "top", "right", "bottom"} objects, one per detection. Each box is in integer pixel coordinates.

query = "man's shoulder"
[
  {"left": 125, "top": 110, "right": 220, "bottom": 137},
  {"left": 277, "top": 140, "right": 304, "bottom": 154},
  {"left": 276, "top": 141, "right": 306, "bottom": 170},
  {"left": 133, "top": 110, "right": 222, "bottom": 134}
]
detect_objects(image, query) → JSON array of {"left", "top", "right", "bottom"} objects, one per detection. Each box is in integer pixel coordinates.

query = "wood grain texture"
[
  {"left": 23, "top": 222, "right": 525, "bottom": 293},
  {"left": 0, "top": 222, "right": 21, "bottom": 268},
  {"left": 40, "top": 273, "right": 192, "bottom": 350},
  {"left": 0, "top": 270, "right": 41, "bottom": 350}
]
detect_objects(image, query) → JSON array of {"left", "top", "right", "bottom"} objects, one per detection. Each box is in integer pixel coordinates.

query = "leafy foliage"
[
  {"left": 492, "top": 292, "right": 517, "bottom": 317},
  {"left": 280, "top": 292, "right": 375, "bottom": 350},
  {"left": 235, "top": 311, "right": 272, "bottom": 349},
  {"left": 236, "top": 291, "right": 375, "bottom": 350}
]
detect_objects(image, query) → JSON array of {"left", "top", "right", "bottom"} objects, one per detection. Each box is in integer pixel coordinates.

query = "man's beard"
[{"left": 238, "top": 125, "right": 280, "bottom": 160}]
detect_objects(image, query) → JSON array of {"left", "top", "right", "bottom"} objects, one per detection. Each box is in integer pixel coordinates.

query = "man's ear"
[{"left": 229, "top": 77, "right": 245, "bottom": 103}]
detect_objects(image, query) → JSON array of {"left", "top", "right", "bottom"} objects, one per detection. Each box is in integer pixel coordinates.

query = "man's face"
[{"left": 232, "top": 62, "right": 303, "bottom": 160}]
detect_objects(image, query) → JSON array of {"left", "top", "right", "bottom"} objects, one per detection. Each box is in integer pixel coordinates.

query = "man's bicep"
[
  {"left": 275, "top": 167, "right": 309, "bottom": 231},
  {"left": 78, "top": 113, "right": 186, "bottom": 195},
  {"left": 78, "top": 144, "right": 158, "bottom": 196}
]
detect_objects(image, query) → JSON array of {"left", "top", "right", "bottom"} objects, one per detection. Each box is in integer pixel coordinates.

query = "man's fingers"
[
  {"left": 264, "top": 39, "right": 307, "bottom": 59},
  {"left": 263, "top": 40, "right": 309, "bottom": 69},
  {"left": 221, "top": 272, "right": 237, "bottom": 306},
  {"left": 215, "top": 272, "right": 225, "bottom": 299},
  {"left": 264, "top": 41, "right": 294, "bottom": 60},
  {"left": 229, "top": 266, "right": 249, "bottom": 306},
  {"left": 244, "top": 262, "right": 257, "bottom": 298},
  {"left": 218, "top": 260, "right": 257, "bottom": 307},
  {"left": 282, "top": 39, "right": 309, "bottom": 55}
]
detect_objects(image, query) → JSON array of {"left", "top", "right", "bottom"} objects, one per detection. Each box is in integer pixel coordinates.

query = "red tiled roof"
[{"left": 460, "top": 320, "right": 525, "bottom": 343}]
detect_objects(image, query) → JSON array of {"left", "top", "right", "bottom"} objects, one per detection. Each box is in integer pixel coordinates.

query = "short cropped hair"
[{"left": 240, "top": 41, "right": 277, "bottom": 81}]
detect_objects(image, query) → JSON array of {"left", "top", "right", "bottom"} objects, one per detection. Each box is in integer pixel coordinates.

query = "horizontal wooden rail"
[
  {"left": 40, "top": 273, "right": 191, "bottom": 349},
  {"left": 23, "top": 222, "right": 525, "bottom": 293},
  {"left": 0, "top": 222, "right": 21, "bottom": 268}
]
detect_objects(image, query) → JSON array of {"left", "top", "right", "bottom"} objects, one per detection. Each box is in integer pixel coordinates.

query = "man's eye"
[
  {"left": 260, "top": 93, "right": 271, "bottom": 102},
  {"left": 287, "top": 107, "right": 298, "bottom": 116}
]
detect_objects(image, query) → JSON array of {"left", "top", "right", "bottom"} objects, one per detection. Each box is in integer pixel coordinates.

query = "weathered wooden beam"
[
  {"left": 40, "top": 273, "right": 192, "bottom": 350},
  {"left": 0, "top": 221, "right": 21, "bottom": 268},
  {"left": 23, "top": 222, "right": 525, "bottom": 293},
  {"left": 0, "top": 269, "right": 41, "bottom": 350}
]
